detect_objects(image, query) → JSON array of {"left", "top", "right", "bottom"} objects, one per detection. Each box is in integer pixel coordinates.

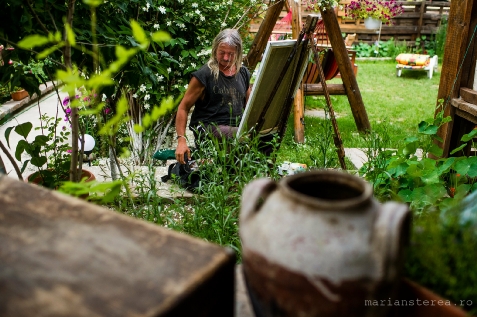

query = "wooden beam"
[
  {"left": 304, "top": 83, "right": 346, "bottom": 95},
  {"left": 435, "top": 0, "right": 475, "bottom": 157},
  {"left": 244, "top": 0, "right": 285, "bottom": 73},
  {"left": 320, "top": 7, "right": 371, "bottom": 132},
  {"left": 460, "top": 87, "right": 477, "bottom": 105},
  {"left": 292, "top": 0, "right": 304, "bottom": 143}
]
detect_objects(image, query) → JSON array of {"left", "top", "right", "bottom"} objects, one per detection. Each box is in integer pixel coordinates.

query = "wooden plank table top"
[{"left": 0, "top": 175, "right": 235, "bottom": 317}]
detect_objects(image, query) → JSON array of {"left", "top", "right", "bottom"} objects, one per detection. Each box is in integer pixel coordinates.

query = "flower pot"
[
  {"left": 10, "top": 89, "right": 29, "bottom": 101},
  {"left": 27, "top": 169, "right": 96, "bottom": 198},
  {"left": 364, "top": 17, "right": 381, "bottom": 30}
]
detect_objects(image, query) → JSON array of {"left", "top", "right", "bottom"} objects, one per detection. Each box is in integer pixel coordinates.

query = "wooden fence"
[{"left": 249, "top": 1, "right": 450, "bottom": 45}]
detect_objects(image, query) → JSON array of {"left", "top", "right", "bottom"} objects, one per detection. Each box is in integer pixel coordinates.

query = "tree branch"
[
  {"left": 23, "top": 0, "right": 50, "bottom": 34},
  {"left": 0, "top": 140, "right": 23, "bottom": 180}
]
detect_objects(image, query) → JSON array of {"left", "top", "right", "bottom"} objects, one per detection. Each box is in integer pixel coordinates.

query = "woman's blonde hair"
[{"left": 207, "top": 29, "right": 243, "bottom": 80}]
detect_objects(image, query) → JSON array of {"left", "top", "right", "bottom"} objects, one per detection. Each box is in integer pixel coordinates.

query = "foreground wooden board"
[{"left": 0, "top": 175, "right": 235, "bottom": 317}]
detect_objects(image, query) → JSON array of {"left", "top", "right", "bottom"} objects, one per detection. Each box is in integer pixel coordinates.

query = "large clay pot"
[{"left": 239, "top": 170, "right": 410, "bottom": 317}]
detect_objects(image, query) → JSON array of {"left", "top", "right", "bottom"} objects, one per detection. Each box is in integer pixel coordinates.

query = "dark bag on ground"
[{"left": 161, "top": 154, "right": 201, "bottom": 192}]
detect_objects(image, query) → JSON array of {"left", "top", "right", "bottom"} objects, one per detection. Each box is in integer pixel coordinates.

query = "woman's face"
[{"left": 216, "top": 43, "right": 236, "bottom": 69}]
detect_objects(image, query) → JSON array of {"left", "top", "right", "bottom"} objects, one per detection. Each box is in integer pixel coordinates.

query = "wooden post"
[
  {"left": 244, "top": 0, "right": 285, "bottom": 73},
  {"left": 292, "top": 0, "right": 305, "bottom": 143},
  {"left": 435, "top": 0, "right": 474, "bottom": 157},
  {"left": 416, "top": 0, "right": 426, "bottom": 39},
  {"left": 320, "top": 7, "right": 371, "bottom": 132}
]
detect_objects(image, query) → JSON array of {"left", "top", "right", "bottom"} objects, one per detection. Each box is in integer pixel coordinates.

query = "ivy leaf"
[
  {"left": 398, "top": 189, "right": 413, "bottom": 202},
  {"left": 13, "top": 122, "right": 32, "bottom": 139},
  {"left": 189, "top": 50, "right": 198, "bottom": 59},
  {"left": 465, "top": 156, "right": 477, "bottom": 177},
  {"left": 453, "top": 183, "right": 471, "bottom": 200},
  {"left": 20, "top": 160, "right": 30, "bottom": 173},
  {"left": 181, "top": 50, "right": 190, "bottom": 58},
  {"left": 33, "top": 135, "right": 49, "bottom": 146},
  {"left": 15, "top": 140, "right": 28, "bottom": 161},
  {"left": 30, "top": 156, "right": 47, "bottom": 168},
  {"left": 450, "top": 143, "right": 467, "bottom": 155},
  {"left": 130, "top": 20, "right": 149, "bottom": 49},
  {"left": 460, "top": 128, "right": 477, "bottom": 142},
  {"left": 411, "top": 185, "right": 447, "bottom": 203},
  {"left": 437, "top": 157, "right": 455, "bottom": 174},
  {"left": 17, "top": 34, "right": 50, "bottom": 49},
  {"left": 151, "top": 31, "right": 171, "bottom": 43},
  {"left": 4, "top": 127, "right": 14, "bottom": 148},
  {"left": 418, "top": 121, "right": 438, "bottom": 135},
  {"left": 65, "top": 23, "right": 76, "bottom": 46},
  {"left": 428, "top": 143, "right": 443, "bottom": 157}
]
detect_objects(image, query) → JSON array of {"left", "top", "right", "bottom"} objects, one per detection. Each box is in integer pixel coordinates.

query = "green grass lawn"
[{"left": 276, "top": 59, "right": 441, "bottom": 168}]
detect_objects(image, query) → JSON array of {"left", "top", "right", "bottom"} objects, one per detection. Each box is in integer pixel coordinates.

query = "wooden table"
[{"left": 0, "top": 175, "right": 235, "bottom": 317}]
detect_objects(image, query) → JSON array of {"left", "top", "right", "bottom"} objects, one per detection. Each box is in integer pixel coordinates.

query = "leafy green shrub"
[
  {"left": 353, "top": 38, "right": 407, "bottom": 58},
  {"left": 405, "top": 192, "right": 477, "bottom": 314}
]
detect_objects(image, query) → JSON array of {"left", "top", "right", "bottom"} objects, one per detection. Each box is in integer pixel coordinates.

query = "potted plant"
[
  {"left": 0, "top": 45, "right": 40, "bottom": 102},
  {"left": 10, "top": 86, "right": 29, "bottom": 101},
  {"left": 3, "top": 114, "right": 95, "bottom": 190},
  {"left": 344, "top": 0, "right": 404, "bottom": 28}
]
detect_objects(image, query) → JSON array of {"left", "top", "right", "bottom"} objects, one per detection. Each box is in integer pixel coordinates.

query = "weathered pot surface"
[{"left": 239, "top": 170, "right": 410, "bottom": 317}]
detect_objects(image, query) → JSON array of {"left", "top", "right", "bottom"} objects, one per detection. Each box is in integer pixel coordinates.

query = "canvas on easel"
[{"left": 237, "top": 40, "right": 310, "bottom": 138}]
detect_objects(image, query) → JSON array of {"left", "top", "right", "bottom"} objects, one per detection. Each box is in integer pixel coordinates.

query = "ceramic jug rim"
[{"left": 279, "top": 170, "right": 373, "bottom": 210}]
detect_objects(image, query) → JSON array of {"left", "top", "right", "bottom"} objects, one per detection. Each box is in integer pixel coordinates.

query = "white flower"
[
  {"left": 153, "top": 23, "right": 160, "bottom": 29},
  {"left": 133, "top": 93, "right": 138, "bottom": 98},
  {"left": 144, "top": 103, "right": 150, "bottom": 110},
  {"left": 221, "top": 22, "right": 227, "bottom": 27},
  {"left": 200, "top": 15, "right": 205, "bottom": 21},
  {"left": 157, "top": 75, "right": 164, "bottom": 82},
  {"left": 167, "top": 67, "right": 171, "bottom": 73},
  {"left": 179, "top": 63, "right": 184, "bottom": 68},
  {"left": 227, "top": 0, "right": 232, "bottom": 4},
  {"left": 140, "top": 84, "right": 146, "bottom": 92},
  {"left": 159, "top": 6, "right": 166, "bottom": 14},
  {"left": 166, "top": 21, "right": 171, "bottom": 26},
  {"left": 195, "top": 9, "right": 201, "bottom": 15},
  {"left": 142, "top": 6, "right": 148, "bottom": 12},
  {"left": 160, "top": 86, "right": 164, "bottom": 90},
  {"left": 144, "top": 94, "right": 150, "bottom": 101},
  {"left": 184, "top": 84, "right": 189, "bottom": 90},
  {"left": 191, "top": 62, "right": 196, "bottom": 68},
  {"left": 192, "top": 3, "right": 198, "bottom": 8},
  {"left": 102, "top": 93, "right": 107, "bottom": 101}
]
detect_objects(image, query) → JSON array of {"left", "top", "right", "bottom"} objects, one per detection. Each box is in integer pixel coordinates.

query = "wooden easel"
[{"left": 244, "top": 0, "right": 370, "bottom": 144}]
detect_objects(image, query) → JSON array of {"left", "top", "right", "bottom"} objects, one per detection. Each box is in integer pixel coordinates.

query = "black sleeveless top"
[{"left": 189, "top": 64, "right": 250, "bottom": 128}]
